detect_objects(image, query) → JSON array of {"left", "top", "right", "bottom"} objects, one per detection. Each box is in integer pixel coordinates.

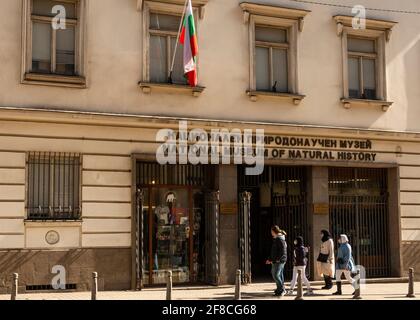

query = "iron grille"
[
  {"left": 136, "top": 162, "right": 215, "bottom": 187},
  {"left": 238, "top": 166, "right": 309, "bottom": 280},
  {"left": 27, "top": 152, "right": 81, "bottom": 220},
  {"left": 26, "top": 284, "right": 77, "bottom": 291},
  {"left": 329, "top": 167, "right": 390, "bottom": 278}
]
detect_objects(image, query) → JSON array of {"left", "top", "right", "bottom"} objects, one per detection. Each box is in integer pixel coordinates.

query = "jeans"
[
  {"left": 290, "top": 266, "right": 311, "bottom": 291},
  {"left": 271, "top": 262, "right": 286, "bottom": 293}
]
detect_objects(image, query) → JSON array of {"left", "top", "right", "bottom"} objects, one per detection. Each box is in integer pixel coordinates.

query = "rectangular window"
[
  {"left": 27, "top": 152, "right": 81, "bottom": 220},
  {"left": 255, "top": 26, "right": 289, "bottom": 92},
  {"left": 140, "top": 1, "right": 206, "bottom": 96},
  {"left": 22, "top": 0, "right": 86, "bottom": 87},
  {"left": 241, "top": 3, "right": 308, "bottom": 103},
  {"left": 149, "top": 13, "right": 186, "bottom": 85},
  {"left": 31, "top": 0, "right": 77, "bottom": 75},
  {"left": 347, "top": 37, "right": 377, "bottom": 99},
  {"left": 335, "top": 15, "right": 396, "bottom": 109}
]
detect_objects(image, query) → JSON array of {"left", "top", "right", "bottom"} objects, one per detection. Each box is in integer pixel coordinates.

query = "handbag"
[{"left": 317, "top": 253, "right": 329, "bottom": 263}]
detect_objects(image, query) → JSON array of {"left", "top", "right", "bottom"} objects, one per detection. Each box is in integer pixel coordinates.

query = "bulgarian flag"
[{"left": 179, "top": 0, "right": 198, "bottom": 87}]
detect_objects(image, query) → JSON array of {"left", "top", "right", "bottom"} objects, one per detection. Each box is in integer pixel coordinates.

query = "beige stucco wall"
[
  {"left": 0, "top": 0, "right": 419, "bottom": 131},
  {"left": 0, "top": 0, "right": 419, "bottom": 282},
  {"left": 0, "top": 112, "right": 419, "bottom": 251}
]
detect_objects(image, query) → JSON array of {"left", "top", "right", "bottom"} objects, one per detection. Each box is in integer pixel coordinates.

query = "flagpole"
[{"left": 168, "top": 0, "right": 189, "bottom": 84}]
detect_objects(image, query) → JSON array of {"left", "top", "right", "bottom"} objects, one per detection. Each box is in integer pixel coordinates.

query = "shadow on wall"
[
  {"left": 402, "top": 241, "right": 420, "bottom": 281},
  {"left": 404, "top": 39, "right": 420, "bottom": 131},
  {"left": 0, "top": 251, "right": 41, "bottom": 293},
  {"left": 0, "top": 249, "right": 132, "bottom": 293}
]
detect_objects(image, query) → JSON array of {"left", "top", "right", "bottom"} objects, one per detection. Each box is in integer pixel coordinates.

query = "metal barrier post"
[
  {"left": 235, "top": 270, "right": 241, "bottom": 300},
  {"left": 407, "top": 268, "right": 416, "bottom": 298},
  {"left": 91, "top": 272, "right": 98, "bottom": 300},
  {"left": 11, "top": 273, "right": 18, "bottom": 301},
  {"left": 166, "top": 271, "right": 173, "bottom": 301}
]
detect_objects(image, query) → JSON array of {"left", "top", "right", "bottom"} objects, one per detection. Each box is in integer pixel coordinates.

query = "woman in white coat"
[{"left": 317, "top": 230, "right": 335, "bottom": 290}]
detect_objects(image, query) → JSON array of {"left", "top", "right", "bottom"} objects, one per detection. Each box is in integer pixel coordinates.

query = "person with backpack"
[
  {"left": 317, "top": 229, "right": 335, "bottom": 290},
  {"left": 266, "top": 226, "right": 287, "bottom": 296},
  {"left": 333, "top": 234, "right": 356, "bottom": 295},
  {"left": 286, "top": 236, "right": 313, "bottom": 296}
]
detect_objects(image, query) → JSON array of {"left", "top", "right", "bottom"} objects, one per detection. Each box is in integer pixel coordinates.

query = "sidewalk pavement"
[{"left": 1, "top": 282, "right": 419, "bottom": 300}]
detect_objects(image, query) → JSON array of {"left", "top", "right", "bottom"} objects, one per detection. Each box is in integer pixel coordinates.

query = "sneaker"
[
  {"left": 285, "top": 290, "right": 294, "bottom": 296},
  {"left": 273, "top": 290, "right": 284, "bottom": 297},
  {"left": 304, "top": 290, "right": 314, "bottom": 296}
]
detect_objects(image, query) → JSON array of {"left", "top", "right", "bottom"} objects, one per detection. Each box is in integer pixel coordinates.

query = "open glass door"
[
  {"left": 204, "top": 191, "right": 220, "bottom": 285},
  {"left": 239, "top": 191, "right": 252, "bottom": 284}
]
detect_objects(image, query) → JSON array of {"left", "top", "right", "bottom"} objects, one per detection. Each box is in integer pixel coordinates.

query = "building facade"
[{"left": 0, "top": 0, "right": 419, "bottom": 292}]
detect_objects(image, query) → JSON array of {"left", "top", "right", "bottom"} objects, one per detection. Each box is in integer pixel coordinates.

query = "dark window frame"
[{"left": 26, "top": 152, "right": 82, "bottom": 221}]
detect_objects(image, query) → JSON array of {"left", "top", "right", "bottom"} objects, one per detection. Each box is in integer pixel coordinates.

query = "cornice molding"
[
  {"left": 334, "top": 15, "right": 397, "bottom": 41},
  {"left": 137, "top": 0, "right": 209, "bottom": 18},
  {"left": 240, "top": 2, "right": 310, "bottom": 31}
]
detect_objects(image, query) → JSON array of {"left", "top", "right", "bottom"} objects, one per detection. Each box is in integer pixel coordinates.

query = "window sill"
[
  {"left": 24, "top": 220, "right": 82, "bottom": 227},
  {"left": 341, "top": 98, "right": 393, "bottom": 112},
  {"left": 246, "top": 90, "right": 305, "bottom": 105},
  {"left": 139, "top": 82, "right": 205, "bottom": 97},
  {"left": 23, "top": 73, "right": 87, "bottom": 88}
]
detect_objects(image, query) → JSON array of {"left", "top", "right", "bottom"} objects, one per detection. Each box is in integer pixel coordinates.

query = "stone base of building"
[
  {"left": 402, "top": 241, "right": 420, "bottom": 281},
  {"left": 0, "top": 248, "right": 131, "bottom": 293}
]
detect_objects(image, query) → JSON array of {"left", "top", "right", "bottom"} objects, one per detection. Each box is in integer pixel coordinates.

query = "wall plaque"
[
  {"left": 45, "top": 230, "right": 60, "bottom": 245},
  {"left": 220, "top": 203, "right": 238, "bottom": 215},
  {"left": 313, "top": 203, "right": 329, "bottom": 215}
]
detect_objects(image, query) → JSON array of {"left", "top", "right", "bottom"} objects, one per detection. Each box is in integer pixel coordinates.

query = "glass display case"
[
  {"left": 151, "top": 188, "right": 191, "bottom": 284},
  {"left": 136, "top": 162, "right": 215, "bottom": 286}
]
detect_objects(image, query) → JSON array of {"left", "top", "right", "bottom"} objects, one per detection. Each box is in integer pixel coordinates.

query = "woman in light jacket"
[
  {"left": 317, "top": 229, "right": 335, "bottom": 290},
  {"left": 333, "top": 234, "right": 356, "bottom": 295}
]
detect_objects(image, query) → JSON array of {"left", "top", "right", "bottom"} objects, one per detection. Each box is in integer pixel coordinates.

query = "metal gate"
[
  {"left": 238, "top": 166, "right": 308, "bottom": 281},
  {"left": 204, "top": 191, "right": 220, "bottom": 285},
  {"left": 239, "top": 191, "right": 252, "bottom": 284},
  {"left": 329, "top": 167, "right": 390, "bottom": 278},
  {"left": 271, "top": 167, "right": 309, "bottom": 279}
]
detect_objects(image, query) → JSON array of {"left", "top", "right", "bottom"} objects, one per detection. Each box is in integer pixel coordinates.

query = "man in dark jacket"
[{"left": 266, "top": 226, "right": 287, "bottom": 296}]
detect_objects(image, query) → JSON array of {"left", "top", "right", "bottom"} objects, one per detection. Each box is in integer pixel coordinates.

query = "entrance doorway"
[
  {"left": 135, "top": 162, "right": 218, "bottom": 286},
  {"left": 329, "top": 167, "right": 391, "bottom": 278},
  {"left": 238, "top": 166, "right": 309, "bottom": 281}
]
